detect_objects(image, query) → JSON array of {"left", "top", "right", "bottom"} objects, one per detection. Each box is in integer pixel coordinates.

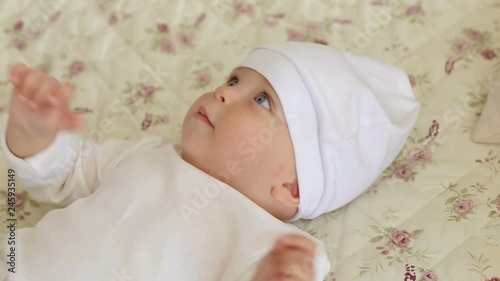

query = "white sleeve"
[
  {"left": 0, "top": 127, "right": 168, "bottom": 207},
  {"left": 314, "top": 251, "right": 331, "bottom": 281}
]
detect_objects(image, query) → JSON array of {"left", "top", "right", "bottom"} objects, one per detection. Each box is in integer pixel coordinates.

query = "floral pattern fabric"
[{"left": 1, "top": 0, "right": 500, "bottom": 280}]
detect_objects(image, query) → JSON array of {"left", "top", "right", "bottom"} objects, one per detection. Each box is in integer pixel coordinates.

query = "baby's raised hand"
[
  {"left": 8, "top": 63, "right": 86, "bottom": 137},
  {"left": 251, "top": 234, "right": 316, "bottom": 281}
]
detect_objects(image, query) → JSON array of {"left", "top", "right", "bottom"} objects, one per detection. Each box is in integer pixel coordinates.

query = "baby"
[{"left": 0, "top": 42, "right": 420, "bottom": 281}]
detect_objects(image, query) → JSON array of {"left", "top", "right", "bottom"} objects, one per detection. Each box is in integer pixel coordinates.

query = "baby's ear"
[{"left": 271, "top": 178, "right": 299, "bottom": 208}]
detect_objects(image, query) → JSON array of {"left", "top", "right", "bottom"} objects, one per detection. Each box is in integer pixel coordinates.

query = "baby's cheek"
[{"left": 272, "top": 164, "right": 287, "bottom": 177}]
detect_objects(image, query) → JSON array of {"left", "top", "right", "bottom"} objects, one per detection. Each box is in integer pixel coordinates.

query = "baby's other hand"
[
  {"left": 251, "top": 234, "right": 316, "bottom": 281},
  {"left": 8, "top": 63, "right": 86, "bottom": 137}
]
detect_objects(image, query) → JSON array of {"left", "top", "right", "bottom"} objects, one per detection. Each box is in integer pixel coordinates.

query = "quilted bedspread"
[{"left": 1, "top": 0, "right": 500, "bottom": 280}]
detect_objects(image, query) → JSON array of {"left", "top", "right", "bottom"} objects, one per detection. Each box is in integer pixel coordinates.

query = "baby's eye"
[
  {"left": 226, "top": 78, "right": 238, "bottom": 86},
  {"left": 255, "top": 93, "right": 271, "bottom": 110}
]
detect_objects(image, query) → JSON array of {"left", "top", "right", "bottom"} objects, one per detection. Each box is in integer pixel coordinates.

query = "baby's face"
[{"left": 181, "top": 67, "right": 298, "bottom": 219}]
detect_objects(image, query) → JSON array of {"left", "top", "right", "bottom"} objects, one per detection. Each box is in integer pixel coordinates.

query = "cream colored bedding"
[{"left": 1, "top": 0, "right": 499, "bottom": 280}]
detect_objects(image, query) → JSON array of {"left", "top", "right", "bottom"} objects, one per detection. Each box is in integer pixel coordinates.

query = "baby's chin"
[{"left": 178, "top": 145, "right": 218, "bottom": 179}]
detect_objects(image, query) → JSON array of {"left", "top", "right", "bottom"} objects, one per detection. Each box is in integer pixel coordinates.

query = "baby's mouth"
[{"left": 197, "top": 105, "right": 214, "bottom": 128}]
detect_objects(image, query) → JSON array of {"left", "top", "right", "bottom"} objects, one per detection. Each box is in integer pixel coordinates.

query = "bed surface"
[{"left": 1, "top": 0, "right": 499, "bottom": 280}]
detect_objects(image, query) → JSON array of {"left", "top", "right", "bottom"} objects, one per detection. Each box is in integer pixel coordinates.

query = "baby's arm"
[
  {"left": 6, "top": 63, "right": 84, "bottom": 159},
  {"left": 2, "top": 63, "right": 162, "bottom": 207},
  {"left": 250, "top": 234, "right": 317, "bottom": 281}
]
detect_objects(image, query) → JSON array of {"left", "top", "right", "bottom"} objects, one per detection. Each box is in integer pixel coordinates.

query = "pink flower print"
[
  {"left": 445, "top": 59, "right": 455, "bottom": 74},
  {"left": 481, "top": 49, "right": 497, "bottom": 60},
  {"left": 69, "top": 60, "right": 86, "bottom": 77},
  {"left": 235, "top": 3, "right": 253, "bottom": 14},
  {"left": 488, "top": 278, "right": 500, "bottom": 281},
  {"left": 394, "top": 163, "right": 413, "bottom": 180},
  {"left": 7, "top": 192, "right": 26, "bottom": 211},
  {"left": 451, "top": 39, "right": 473, "bottom": 55},
  {"left": 18, "top": 211, "right": 32, "bottom": 220},
  {"left": 453, "top": 199, "right": 474, "bottom": 215},
  {"left": 160, "top": 39, "right": 176, "bottom": 53},
  {"left": 426, "top": 120, "right": 439, "bottom": 139},
  {"left": 13, "top": 21, "right": 24, "bottom": 31},
  {"left": 313, "top": 39, "right": 328, "bottom": 45},
  {"left": 194, "top": 13, "right": 206, "bottom": 27},
  {"left": 15, "top": 193, "right": 26, "bottom": 210},
  {"left": 287, "top": 29, "right": 306, "bottom": 41},
  {"left": 422, "top": 270, "right": 438, "bottom": 281},
  {"left": 135, "top": 84, "right": 156, "bottom": 99},
  {"left": 125, "top": 96, "right": 135, "bottom": 106},
  {"left": 330, "top": 18, "right": 352, "bottom": 25},
  {"left": 196, "top": 72, "right": 211, "bottom": 87},
  {"left": 40, "top": 63, "right": 52, "bottom": 74},
  {"left": 50, "top": 11, "right": 61, "bottom": 22},
  {"left": 467, "top": 29, "right": 484, "bottom": 43},
  {"left": 142, "top": 113, "right": 153, "bottom": 130},
  {"left": 154, "top": 114, "right": 169, "bottom": 125},
  {"left": 376, "top": 246, "right": 389, "bottom": 255},
  {"left": 497, "top": 203, "right": 500, "bottom": 211},
  {"left": 72, "top": 107, "right": 93, "bottom": 114},
  {"left": 408, "top": 74, "right": 417, "bottom": 87},
  {"left": 264, "top": 13, "right": 285, "bottom": 27},
  {"left": 176, "top": 32, "right": 192, "bottom": 46},
  {"left": 157, "top": 23, "right": 169, "bottom": 33},
  {"left": 14, "top": 39, "right": 27, "bottom": 50},
  {"left": 108, "top": 11, "right": 118, "bottom": 25},
  {"left": 405, "top": 4, "right": 423, "bottom": 16},
  {"left": 406, "top": 147, "right": 432, "bottom": 165},
  {"left": 27, "top": 28, "right": 42, "bottom": 39},
  {"left": 305, "top": 22, "right": 321, "bottom": 34},
  {"left": 371, "top": 0, "right": 388, "bottom": 6},
  {"left": 264, "top": 18, "right": 277, "bottom": 27},
  {"left": 388, "top": 230, "right": 411, "bottom": 248}
]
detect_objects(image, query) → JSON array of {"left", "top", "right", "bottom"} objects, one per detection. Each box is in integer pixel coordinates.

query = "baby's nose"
[{"left": 214, "top": 86, "right": 235, "bottom": 104}]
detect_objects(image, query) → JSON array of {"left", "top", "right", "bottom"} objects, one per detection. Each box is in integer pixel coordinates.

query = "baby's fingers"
[
  {"left": 33, "top": 76, "right": 60, "bottom": 106},
  {"left": 275, "top": 234, "right": 316, "bottom": 256},
  {"left": 53, "top": 82, "right": 74, "bottom": 107},
  {"left": 20, "top": 68, "right": 45, "bottom": 98},
  {"left": 271, "top": 250, "right": 315, "bottom": 281},
  {"left": 9, "top": 63, "right": 29, "bottom": 86},
  {"left": 15, "top": 89, "right": 40, "bottom": 110},
  {"left": 59, "top": 112, "right": 86, "bottom": 131}
]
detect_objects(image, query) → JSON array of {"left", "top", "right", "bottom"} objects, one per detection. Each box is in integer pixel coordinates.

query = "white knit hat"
[{"left": 237, "top": 42, "right": 420, "bottom": 221}]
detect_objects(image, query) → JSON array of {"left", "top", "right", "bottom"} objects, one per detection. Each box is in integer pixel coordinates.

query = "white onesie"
[{"left": 0, "top": 129, "right": 330, "bottom": 281}]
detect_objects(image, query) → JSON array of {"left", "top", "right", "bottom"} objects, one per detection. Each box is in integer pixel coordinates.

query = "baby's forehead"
[
  {"left": 230, "top": 67, "right": 274, "bottom": 91},
  {"left": 230, "top": 67, "right": 289, "bottom": 125}
]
